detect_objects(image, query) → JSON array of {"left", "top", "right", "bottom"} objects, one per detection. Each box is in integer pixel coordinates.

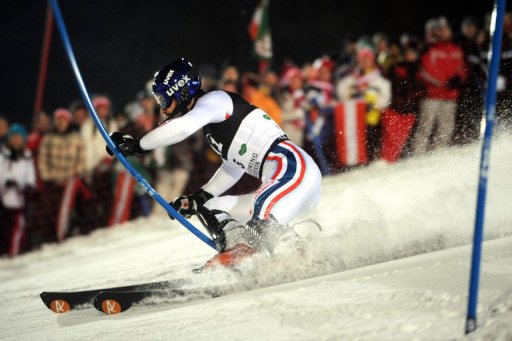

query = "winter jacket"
[
  {"left": 417, "top": 41, "right": 466, "bottom": 100},
  {"left": 245, "top": 89, "right": 283, "bottom": 126},
  {"left": 0, "top": 146, "right": 36, "bottom": 209},
  {"left": 38, "top": 128, "right": 86, "bottom": 184},
  {"left": 80, "top": 118, "right": 118, "bottom": 173},
  {"left": 336, "top": 68, "right": 391, "bottom": 111}
]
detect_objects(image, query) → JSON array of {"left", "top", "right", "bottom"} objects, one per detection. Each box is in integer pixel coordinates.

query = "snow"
[{"left": 1, "top": 133, "right": 511, "bottom": 340}]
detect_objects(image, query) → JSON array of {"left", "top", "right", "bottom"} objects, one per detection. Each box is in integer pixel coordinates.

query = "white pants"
[
  {"left": 204, "top": 141, "right": 321, "bottom": 225},
  {"left": 413, "top": 98, "right": 457, "bottom": 154}
]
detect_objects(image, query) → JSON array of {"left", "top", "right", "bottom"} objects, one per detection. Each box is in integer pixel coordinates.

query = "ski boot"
[{"left": 196, "top": 208, "right": 259, "bottom": 271}]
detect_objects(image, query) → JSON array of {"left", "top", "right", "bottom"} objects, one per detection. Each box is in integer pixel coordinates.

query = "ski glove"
[
  {"left": 106, "top": 132, "right": 147, "bottom": 157},
  {"left": 168, "top": 189, "right": 213, "bottom": 220}
]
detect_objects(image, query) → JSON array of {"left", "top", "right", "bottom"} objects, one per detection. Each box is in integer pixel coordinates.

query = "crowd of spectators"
[{"left": 1, "top": 13, "right": 511, "bottom": 257}]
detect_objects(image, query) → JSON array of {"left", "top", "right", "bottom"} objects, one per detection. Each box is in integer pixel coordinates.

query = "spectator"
[
  {"left": 372, "top": 32, "right": 394, "bottom": 77},
  {"left": 137, "top": 79, "right": 159, "bottom": 123},
  {"left": 480, "top": 11, "right": 512, "bottom": 129},
  {"left": 219, "top": 65, "right": 241, "bottom": 91},
  {"left": 304, "top": 56, "right": 336, "bottom": 173},
  {"left": 453, "top": 16, "right": 486, "bottom": 145},
  {"left": 413, "top": 17, "right": 466, "bottom": 154},
  {"left": 80, "top": 95, "right": 118, "bottom": 174},
  {"left": 36, "top": 109, "right": 87, "bottom": 243},
  {"left": 78, "top": 95, "right": 118, "bottom": 229},
  {"left": 388, "top": 39, "right": 404, "bottom": 67},
  {"left": 383, "top": 42, "right": 421, "bottom": 161},
  {"left": 69, "top": 99, "right": 89, "bottom": 129},
  {"left": 26, "top": 111, "right": 51, "bottom": 190},
  {"left": 109, "top": 102, "right": 156, "bottom": 223},
  {"left": 242, "top": 72, "right": 282, "bottom": 125},
  {"left": 0, "top": 124, "right": 35, "bottom": 256},
  {"left": 221, "top": 65, "right": 240, "bottom": 82},
  {"left": 424, "top": 17, "right": 440, "bottom": 45},
  {"left": 335, "top": 36, "right": 358, "bottom": 82},
  {"left": 260, "top": 69, "right": 281, "bottom": 101},
  {"left": 114, "top": 111, "right": 129, "bottom": 131},
  {"left": 219, "top": 79, "right": 240, "bottom": 93},
  {"left": 279, "top": 66, "right": 306, "bottom": 147},
  {"left": 198, "top": 64, "right": 218, "bottom": 92},
  {"left": 301, "top": 62, "right": 315, "bottom": 81},
  {"left": 399, "top": 33, "right": 421, "bottom": 51},
  {"left": 336, "top": 46, "right": 391, "bottom": 161},
  {"left": 39, "top": 109, "right": 86, "bottom": 184},
  {"left": 388, "top": 42, "right": 421, "bottom": 115},
  {"left": 0, "top": 116, "right": 9, "bottom": 147},
  {"left": 27, "top": 112, "right": 51, "bottom": 155}
]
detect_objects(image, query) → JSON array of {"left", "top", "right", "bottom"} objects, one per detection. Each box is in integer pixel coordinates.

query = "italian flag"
[{"left": 248, "top": 0, "right": 273, "bottom": 64}]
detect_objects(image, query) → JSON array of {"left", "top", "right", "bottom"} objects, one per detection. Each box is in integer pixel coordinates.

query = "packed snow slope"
[{"left": 0, "top": 133, "right": 511, "bottom": 340}]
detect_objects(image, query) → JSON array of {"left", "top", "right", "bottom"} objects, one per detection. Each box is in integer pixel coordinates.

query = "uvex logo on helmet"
[
  {"left": 163, "top": 70, "right": 175, "bottom": 85},
  {"left": 165, "top": 75, "right": 191, "bottom": 97}
]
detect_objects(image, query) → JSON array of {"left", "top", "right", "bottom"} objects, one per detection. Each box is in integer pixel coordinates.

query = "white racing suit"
[{"left": 140, "top": 90, "right": 321, "bottom": 249}]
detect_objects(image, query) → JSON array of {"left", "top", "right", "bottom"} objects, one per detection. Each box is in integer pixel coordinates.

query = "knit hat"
[
  {"left": 7, "top": 123, "right": 28, "bottom": 141},
  {"left": 280, "top": 67, "right": 303, "bottom": 86},
  {"left": 312, "top": 56, "right": 335, "bottom": 72},
  {"left": 54, "top": 108, "right": 73, "bottom": 121},
  {"left": 437, "top": 16, "right": 450, "bottom": 29},
  {"left": 92, "top": 96, "right": 112, "bottom": 109},
  {"left": 357, "top": 46, "right": 376, "bottom": 60}
]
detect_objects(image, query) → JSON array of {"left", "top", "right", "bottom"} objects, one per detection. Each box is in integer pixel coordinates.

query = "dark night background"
[{"left": 0, "top": 0, "right": 504, "bottom": 128}]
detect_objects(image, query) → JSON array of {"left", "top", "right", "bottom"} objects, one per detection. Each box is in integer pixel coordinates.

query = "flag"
[
  {"left": 380, "top": 109, "right": 415, "bottom": 162},
  {"left": 334, "top": 100, "right": 368, "bottom": 166},
  {"left": 248, "top": 0, "right": 273, "bottom": 63}
]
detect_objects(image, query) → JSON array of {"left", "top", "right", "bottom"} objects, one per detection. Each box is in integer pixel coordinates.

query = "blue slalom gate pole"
[
  {"left": 465, "top": 0, "right": 506, "bottom": 334},
  {"left": 48, "top": 0, "right": 215, "bottom": 250}
]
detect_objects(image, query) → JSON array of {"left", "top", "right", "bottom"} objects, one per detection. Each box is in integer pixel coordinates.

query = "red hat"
[
  {"left": 53, "top": 108, "right": 73, "bottom": 121},
  {"left": 280, "top": 67, "right": 303, "bottom": 86},
  {"left": 92, "top": 96, "right": 111, "bottom": 109},
  {"left": 312, "top": 56, "right": 335, "bottom": 72}
]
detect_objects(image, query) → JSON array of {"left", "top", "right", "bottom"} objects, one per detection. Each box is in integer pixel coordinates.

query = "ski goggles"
[{"left": 153, "top": 92, "right": 173, "bottom": 110}]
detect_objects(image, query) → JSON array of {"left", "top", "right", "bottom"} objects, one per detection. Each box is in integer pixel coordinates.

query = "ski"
[
  {"left": 41, "top": 220, "right": 322, "bottom": 315},
  {"left": 40, "top": 278, "right": 190, "bottom": 313},
  {"left": 94, "top": 286, "right": 225, "bottom": 315}
]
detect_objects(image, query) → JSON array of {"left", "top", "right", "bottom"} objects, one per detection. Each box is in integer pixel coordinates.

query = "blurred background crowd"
[{"left": 1, "top": 12, "right": 511, "bottom": 257}]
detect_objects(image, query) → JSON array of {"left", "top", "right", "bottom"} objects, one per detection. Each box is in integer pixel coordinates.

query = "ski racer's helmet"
[{"left": 152, "top": 58, "right": 201, "bottom": 111}]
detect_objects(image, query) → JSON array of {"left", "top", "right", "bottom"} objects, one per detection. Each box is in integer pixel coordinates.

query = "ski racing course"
[{"left": 0, "top": 133, "right": 511, "bottom": 340}]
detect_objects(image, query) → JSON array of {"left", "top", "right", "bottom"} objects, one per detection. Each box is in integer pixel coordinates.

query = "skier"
[{"left": 107, "top": 58, "right": 322, "bottom": 269}]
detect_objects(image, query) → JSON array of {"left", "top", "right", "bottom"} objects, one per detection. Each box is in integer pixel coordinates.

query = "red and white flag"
[
  {"left": 334, "top": 100, "right": 368, "bottom": 166},
  {"left": 109, "top": 171, "right": 135, "bottom": 227},
  {"left": 56, "top": 177, "right": 92, "bottom": 241}
]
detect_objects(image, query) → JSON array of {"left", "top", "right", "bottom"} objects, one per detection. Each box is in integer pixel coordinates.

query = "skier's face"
[{"left": 161, "top": 98, "right": 178, "bottom": 116}]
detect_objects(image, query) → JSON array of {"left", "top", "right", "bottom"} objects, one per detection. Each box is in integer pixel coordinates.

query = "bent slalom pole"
[{"left": 48, "top": 0, "right": 215, "bottom": 249}]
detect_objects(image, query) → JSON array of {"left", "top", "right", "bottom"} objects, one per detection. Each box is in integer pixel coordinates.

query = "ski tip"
[
  {"left": 40, "top": 292, "right": 72, "bottom": 313},
  {"left": 101, "top": 299, "right": 122, "bottom": 315},
  {"left": 50, "top": 299, "right": 71, "bottom": 313}
]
